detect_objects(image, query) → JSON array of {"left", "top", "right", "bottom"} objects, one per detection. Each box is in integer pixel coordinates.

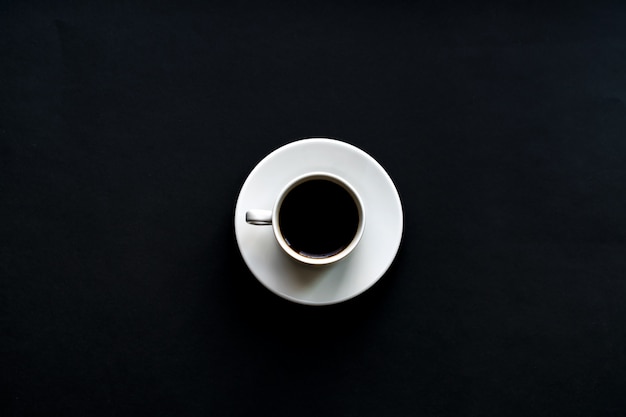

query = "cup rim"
[{"left": 271, "top": 172, "right": 365, "bottom": 266}]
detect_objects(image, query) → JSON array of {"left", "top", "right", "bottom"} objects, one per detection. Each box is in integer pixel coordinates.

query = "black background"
[{"left": 2, "top": 1, "right": 626, "bottom": 416}]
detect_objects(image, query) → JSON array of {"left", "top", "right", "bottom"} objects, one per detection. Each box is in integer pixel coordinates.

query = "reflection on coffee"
[{"left": 278, "top": 179, "right": 359, "bottom": 258}]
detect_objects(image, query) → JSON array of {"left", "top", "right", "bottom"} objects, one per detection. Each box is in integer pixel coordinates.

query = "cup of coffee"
[{"left": 245, "top": 172, "right": 365, "bottom": 266}]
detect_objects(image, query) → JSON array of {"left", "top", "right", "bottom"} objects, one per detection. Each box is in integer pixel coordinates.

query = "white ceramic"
[
  {"left": 245, "top": 171, "right": 365, "bottom": 266},
  {"left": 234, "top": 138, "right": 403, "bottom": 305}
]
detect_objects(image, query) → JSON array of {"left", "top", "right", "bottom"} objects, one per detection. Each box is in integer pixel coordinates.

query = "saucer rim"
[{"left": 234, "top": 137, "right": 404, "bottom": 306}]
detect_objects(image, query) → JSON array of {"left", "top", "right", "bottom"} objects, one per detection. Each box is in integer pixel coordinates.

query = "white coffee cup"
[{"left": 245, "top": 172, "right": 365, "bottom": 266}]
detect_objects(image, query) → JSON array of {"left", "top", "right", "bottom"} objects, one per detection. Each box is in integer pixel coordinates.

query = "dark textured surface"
[{"left": 2, "top": 1, "right": 626, "bottom": 416}]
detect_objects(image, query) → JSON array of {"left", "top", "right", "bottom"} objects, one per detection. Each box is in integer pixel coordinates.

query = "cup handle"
[{"left": 246, "top": 210, "right": 272, "bottom": 225}]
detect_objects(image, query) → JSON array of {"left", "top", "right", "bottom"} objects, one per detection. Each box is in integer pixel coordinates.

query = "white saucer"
[{"left": 234, "top": 138, "right": 403, "bottom": 305}]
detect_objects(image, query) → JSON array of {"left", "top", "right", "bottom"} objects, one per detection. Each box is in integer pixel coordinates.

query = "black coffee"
[{"left": 279, "top": 179, "right": 359, "bottom": 258}]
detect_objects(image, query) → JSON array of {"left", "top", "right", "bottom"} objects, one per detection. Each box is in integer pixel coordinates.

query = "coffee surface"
[{"left": 279, "top": 179, "right": 359, "bottom": 258}]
